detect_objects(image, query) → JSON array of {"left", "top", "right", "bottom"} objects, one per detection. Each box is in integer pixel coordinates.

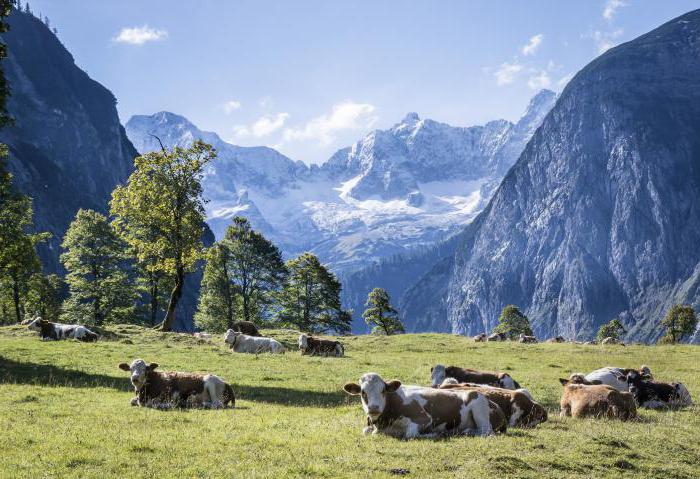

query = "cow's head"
[
  {"left": 622, "top": 370, "right": 644, "bottom": 396},
  {"left": 224, "top": 329, "right": 240, "bottom": 345},
  {"left": 639, "top": 365, "right": 652, "bottom": 379},
  {"left": 298, "top": 334, "right": 309, "bottom": 351},
  {"left": 430, "top": 364, "right": 446, "bottom": 388},
  {"left": 26, "top": 317, "right": 44, "bottom": 332},
  {"left": 119, "top": 359, "right": 157, "bottom": 390},
  {"left": 526, "top": 401, "right": 548, "bottom": 426},
  {"left": 343, "top": 373, "right": 401, "bottom": 420}
]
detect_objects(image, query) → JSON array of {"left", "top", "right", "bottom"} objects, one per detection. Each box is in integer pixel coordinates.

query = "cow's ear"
[
  {"left": 147, "top": 363, "right": 159, "bottom": 371},
  {"left": 386, "top": 380, "right": 401, "bottom": 393},
  {"left": 118, "top": 363, "right": 130, "bottom": 371},
  {"left": 343, "top": 383, "right": 361, "bottom": 395},
  {"left": 558, "top": 378, "right": 570, "bottom": 386}
]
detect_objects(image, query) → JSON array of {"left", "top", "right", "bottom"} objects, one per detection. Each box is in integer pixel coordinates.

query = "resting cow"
[
  {"left": 558, "top": 377, "right": 636, "bottom": 420},
  {"left": 343, "top": 373, "right": 495, "bottom": 438},
  {"left": 430, "top": 364, "right": 521, "bottom": 389},
  {"left": 576, "top": 366, "right": 652, "bottom": 392},
  {"left": 487, "top": 332, "right": 507, "bottom": 342},
  {"left": 118, "top": 359, "right": 235, "bottom": 409},
  {"left": 546, "top": 336, "right": 565, "bottom": 343},
  {"left": 473, "top": 333, "right": 487, "bottom": 342},
  {"left": 601, "top": 337, "right": 624, "bottom": 345},
  {"left": 298, "top": 334, "right": 344, "bottom": 357},
  {"left": 27, "top": 317, "right": 98, "bottom": 342},
  {"left": 232, "top": 321, "right": 261, "bottom": 337},
  {"left": 440, "top": 381, "right": 547, "bottom": 428},
  {"left": 518, "top": 334, "right": 538, "bottom": 343},
  {"left": 224, "top": 330, "right": 285, "bottom": 354},
  {"left": 623, "top": 370, "right": 692, "bottom": 409}
]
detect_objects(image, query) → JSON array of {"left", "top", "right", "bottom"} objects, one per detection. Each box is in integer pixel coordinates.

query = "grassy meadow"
[{"left": 0, "top": 325, "right": 698, "bottom": 479}]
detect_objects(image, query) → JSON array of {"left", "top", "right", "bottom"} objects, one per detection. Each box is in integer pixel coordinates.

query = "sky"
[{"left": 27, "top": 0, "right": 700, "bottom": 164}]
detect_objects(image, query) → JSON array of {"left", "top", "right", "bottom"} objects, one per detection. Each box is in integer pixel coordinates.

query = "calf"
[
  {"left": 343, "top": 373, "right": 494, "bottom": 438},
  {"left": 224, "top": 330, "right": 285, "bottom": 354},
  {"left": 430, "top": 364, "right": 521, "bottom": 389},
  {"left": 27, "top": 318, "right": 98, "bottom": 342},
  {"left": 558, "top": 378, "right": 636, "bottom": 420},
  {"left": 232, "top": 321, "right": 261, "bottom": 337},
  {"left": 473, "top": 333, "right": 487, "bottom": 342},
  {"left": 298, "top": 334, "right": 344, "bottom": 357},
  {"left": 118, "top": 359, "right": 235, "bottom": 409},
  {"left": 579, "top": 366, "right": 652, "bottom": 392},
  {"left": 440, "top": 381, "right": 547, "bottom": 428},
  {"left": 518, "top": 334, "right": 538, "bottom": 343},
  {"left": 487, "top": 332, "right": 507, "bottom": 342},
  {"left": 623, "top": 370, "right": 693, "bottom": 409}
]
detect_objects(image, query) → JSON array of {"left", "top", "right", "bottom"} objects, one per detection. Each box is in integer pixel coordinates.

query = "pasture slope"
[{"left": 0, "top": 325, "right": 698, "bottom": 479}]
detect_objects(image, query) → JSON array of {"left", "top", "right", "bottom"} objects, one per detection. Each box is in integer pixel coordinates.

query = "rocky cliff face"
[
  {"left": 423, "top": 10, "right": 700, "bottom": 342},
  {"left": 0, "top": 9, "right": 137, "bottom": 272}
]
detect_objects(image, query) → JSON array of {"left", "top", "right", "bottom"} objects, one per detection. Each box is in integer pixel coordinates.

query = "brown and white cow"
[
  {"left": 118, "top": 359, "right": 235, "bottom": 409},
  {"left": 430, "top": 364, "right": 521, "bottom": 389},
  {"left": 439, "top": 380, "right": 548, "bottom": 428},
  {"left": 298, "top": 334, "right": 344, "bottom": 357},
  {"left": 473, "top": 333, "right": 487, "bottom": 342},
  {"left": 518, "top": 334, "right": 538, "bottom": 343},
  {"left": 343, "top": 373, "right": 495, "bottom": 438},
  {"left": 558, "top": 378, "right": 636, "bottom": 420}
]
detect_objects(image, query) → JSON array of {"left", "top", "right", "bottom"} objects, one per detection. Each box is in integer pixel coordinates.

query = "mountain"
[
  {"left": 126, "top": 90, "right": 555, "bottom": 279},
  {"left": 393, "top": 9, "right": 700, "bottom": 342},
  {"left": 0, "top": 8, "right": 137, "bottom": 272},
  {"left": 0, "top": 9, "right": 208, "bottom": 330}
]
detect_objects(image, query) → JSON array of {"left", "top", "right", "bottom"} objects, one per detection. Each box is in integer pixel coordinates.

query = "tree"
[
  {"left": 362, "top": 287, "right": 404, "bottom": 335},
  {"left": 25, "top": 273, "right": 63, "bottom": 321},
  {"left": 277, "top": 252, "right": 350, "bottom": 334},
  {"left": 0, "top": 0, "right": 12, "bottom": 129},
  {"left": 596, "top": 319, "right": 626, "bottom": 342},
  {"left": 111, "top": 140, "right": 215, "bottom": 331},
  {"left": 660, "top": 305, "right": 698, "bottom": 344},
  {"left": 60, "top": 209, "right": 135, "bottom": 326},
  {"left": 195, "top": 242, "right": 237, "bottom": 333},
  {"left": 493, "top": 305, "right": 533, "bottom": 339}
]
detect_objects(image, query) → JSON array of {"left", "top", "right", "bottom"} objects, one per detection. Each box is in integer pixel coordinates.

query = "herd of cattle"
[
  {"left": 21, "top": 317, "right": 695, "bottom": 440},
  {"left": 475, "top": 332, "right": 621, "bottom": 345}
]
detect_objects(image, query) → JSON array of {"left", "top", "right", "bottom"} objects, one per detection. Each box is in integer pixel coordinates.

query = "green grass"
[{"left": 0, "top": 325, "right": 698, "bottom": 479}]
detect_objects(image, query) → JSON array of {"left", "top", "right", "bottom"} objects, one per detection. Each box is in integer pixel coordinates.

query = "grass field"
[{"left": 0, "top": 325, "right": 698, "bottom": 479}]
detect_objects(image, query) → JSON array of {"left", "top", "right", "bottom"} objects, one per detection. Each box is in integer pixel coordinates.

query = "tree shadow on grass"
[
  {"left": 235, "top": 383, "right": 347, "bottom": 408},
  {"left": 0, "top": 356, "right": 131, "bottom": 391}
]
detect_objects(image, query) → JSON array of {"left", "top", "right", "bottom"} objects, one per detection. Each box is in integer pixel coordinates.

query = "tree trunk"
[
  {"left": 160, "top": 266, "right": 184, "bottom": 331},
  {"left": 12, "top": 276, "right": 21, "bottom": 324},
  {"left": 94, "top": 296, "right": 102, "bottom": 326},
  {"left": 150, "top": 275, "right": 159, "bottom": 326}
]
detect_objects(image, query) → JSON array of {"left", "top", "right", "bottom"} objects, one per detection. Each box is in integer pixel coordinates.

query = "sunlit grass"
[{"left": 0, "top": 325, "right": 698, "bottom": 478}]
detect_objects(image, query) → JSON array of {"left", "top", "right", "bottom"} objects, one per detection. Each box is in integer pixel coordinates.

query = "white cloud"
[
  {"left": 221, "top": 100, "right": 242, "bottom": 114},
  {"left": 590, "top": 29, "right": 624, "bottom": 54},
  {"left": 283, "top": 102, "right": 377, "bottom": 146},
  {"left": 113, "top": 25, "right": 168, "bottom": 45},
  {"left": 522, "top": 34, "right": 544, "bottom": 56},
  {"left": 233, "top": 113, "right": 289, "bottom": 138},
  {"left": 494, "top": 62, "right": 524, "bottom": 86},
  {"left": 603, "top": 0, "right": 627, "bottom": 21},
  {"left": 528, "top": 70, "right": 551, "bottom": 90}
]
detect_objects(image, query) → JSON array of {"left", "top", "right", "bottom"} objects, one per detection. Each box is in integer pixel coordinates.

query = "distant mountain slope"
[
  {"left": 126, "top": 90, "right": 555, "bottom": 281},
  {"left": 401, "top": 9, "right": 700, "bottom": 342},
  {"left": 0, "top": 8, "right": 137, "bottom": 272}
]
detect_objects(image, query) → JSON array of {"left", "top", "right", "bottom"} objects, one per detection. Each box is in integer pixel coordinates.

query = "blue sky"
[{"left": 28, "top": 0, "right": 700, "bottom": 164}]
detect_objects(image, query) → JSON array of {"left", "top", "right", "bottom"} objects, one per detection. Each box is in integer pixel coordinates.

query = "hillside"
[{"left": 0, "top": 326, "right": 698, "bottom": 478}]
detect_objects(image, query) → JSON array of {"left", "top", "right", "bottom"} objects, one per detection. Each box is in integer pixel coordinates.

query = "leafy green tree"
[
  {"left": 493, "top": 305, "right": 533, "bottom": 339},
  {"left": 277, "top": 252, "right": 350, "bottom": 334},
  {"left": 362, "top": 287, "right": 404, "bottom": 335},
  {"left": 134, "top": 259, "right": 173, "bottom": 326},
  {"left": 596, "top": 318, "right": 626, "bottom": 342},
  {"left": 60, "top": 209, "right": 135, "bottom": 325},
  {"left": 25, "top": 273, "right": 63, "bottom": 322},
  {"left": 0, "top": 0, "right": 13, "bottom": 129},
  {"left": 195, "top": 243, "right": 238, "bottom": 333},
  {"left": 660, "top": 304, "right": 698, "bottom": 344},
  {"left": 111, "top": 140, "right": 215, "bottom": 331}
]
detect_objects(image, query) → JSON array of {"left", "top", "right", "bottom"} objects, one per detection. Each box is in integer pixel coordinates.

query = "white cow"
[{"left": 224, "top": 329, "right": 285, "bottom": 354}]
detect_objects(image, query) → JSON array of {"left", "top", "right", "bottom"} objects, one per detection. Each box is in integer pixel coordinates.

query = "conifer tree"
[{"left": 493, "top": 305, "right": 533, "bottom": 339}]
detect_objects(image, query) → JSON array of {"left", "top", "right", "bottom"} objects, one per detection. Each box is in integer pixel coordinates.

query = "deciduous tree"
[
  {"left": 596, "top": 319, "right": 626, "bottom": 342},
  {"left": 362, "top": 287, "right": 404, "bottom": 335},
  {"left": 493, "top": 305, "right": 533, "bottom": 339},
  {"left": 660, "top": 304, "right": 697, "bottom": 344}
]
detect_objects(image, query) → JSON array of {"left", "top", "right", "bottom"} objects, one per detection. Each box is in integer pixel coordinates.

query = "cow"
[
  {"left": 343, "top": 373, "right": 495, "bottom": 438},
  {"left": 473, "top": 333, "right": 487, "bottom": 342},
  {"left": 601, "top": 337, "right": 624, "bottom": 345},
  {"left": 558, "top": 378, "right": 636, "bottom": 420},
  {"left": 298, "top": 334, "right": 344, "bottom": 357},
  {"left": 576, "top": 366, "right": 652, "bottom": 392},
  {"left": 487, "top": 332, "right": 507, "bottom": 342},
  {"left": 623, "top": 370, "right": 693, "bottom": 409},
  {"left": 439, "top": 381, "right": 547, "bottom": 428},
  {"left": 430, "top": 364, "right": 521, "bottom": 389},
  {"left": 118, "top": 359, "right": 235, "bottom": 409},
  {"left": 519, "top": 334, "right": 538, "bottom": 343},
  {"left": 546, "top": 336, "right": 565, "bottom": 343},
  {"left": 27, "top": 317, "right": 98, "bottom": 342},
  {"left": 224, "top": 330, "right": 285, "bottom": 354},
  {"left": 232, "top": 321, "right": 261, "bottom": 337}
]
